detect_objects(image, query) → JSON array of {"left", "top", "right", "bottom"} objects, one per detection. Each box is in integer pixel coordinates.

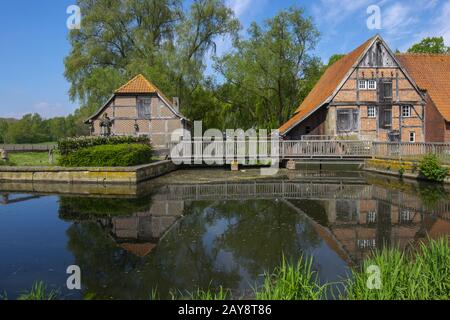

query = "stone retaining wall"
[{"left": 0, "top": 160, "right": 177, "bottom": 184}]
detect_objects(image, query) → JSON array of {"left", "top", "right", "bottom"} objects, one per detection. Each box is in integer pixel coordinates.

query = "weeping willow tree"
[{"left": 64, "top": 0, "right": 240, "bottom": 133}]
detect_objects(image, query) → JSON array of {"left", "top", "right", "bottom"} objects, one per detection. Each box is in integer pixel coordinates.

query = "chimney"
[{"left": 173, "top": 97, "right": 180, "bottom": 113}]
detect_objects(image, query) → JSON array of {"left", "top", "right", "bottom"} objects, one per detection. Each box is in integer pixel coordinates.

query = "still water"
[{"left": 0, "top": 169, "right": 449, "bottom": 299}]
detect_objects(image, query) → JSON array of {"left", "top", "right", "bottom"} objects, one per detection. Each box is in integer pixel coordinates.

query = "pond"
[{"left": 0, "top": 169, "right": 449, "bottom": 299}]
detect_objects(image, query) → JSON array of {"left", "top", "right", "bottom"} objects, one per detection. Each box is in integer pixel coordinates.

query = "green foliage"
[
  {"left": 58, "top": 135, "right": 150, "bottom": 156},
  {"left": 0, "top": 114, "right": 77, "bottom": 144},
  {"left": 418, "top": 183, "right": 448, "bottom": 210},
  {"left": 408, "top": 37, "right": 450, "bottom": 54},
  {"left": 214, "top": 7, "right": 321, "bottom": 129},
  {"left": 59, "top": 143, "right": 153, "bottom": 167},
  {"left": 65, "top": 0, "right": 240, "bottom": 125},
  {"left": 0, "top": 118, "right": 13, "bottom": 143},
  {"left": 398, "top": 166, "right": 405, "bottom": 177},
  {"left": 345, "top": 238, "right": 450, "bottom": 300},
  {"left": 18, "top": 281, "right": 58, "bottom": 300},
  {"left": 255, "top": 256, "right": 326, "bottom": 300},
  {"left": 419, "top": 154, "right": 448, "bottom": 182}
]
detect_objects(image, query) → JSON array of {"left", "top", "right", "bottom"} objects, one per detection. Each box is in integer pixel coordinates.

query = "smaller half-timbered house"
[{"left": 86, "top": 74, "right": 191, "bottom": 149}]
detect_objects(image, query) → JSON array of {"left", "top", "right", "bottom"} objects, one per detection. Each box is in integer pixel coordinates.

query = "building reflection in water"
[
  {"left": 57, "top": 178, "right": 450, "bottom": 264},
  {"left": 2, "top": 175, "right": 449, "bottom": 299}
]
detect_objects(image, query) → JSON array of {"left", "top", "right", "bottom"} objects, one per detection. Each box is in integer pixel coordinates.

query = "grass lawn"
[{"left": 5, "top": 152, "right": 60, "bottom": 167}]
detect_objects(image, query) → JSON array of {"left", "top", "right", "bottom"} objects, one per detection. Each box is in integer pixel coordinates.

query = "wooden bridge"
[{"left": 169, "top": 140, "right": 450, "bottom": 163}]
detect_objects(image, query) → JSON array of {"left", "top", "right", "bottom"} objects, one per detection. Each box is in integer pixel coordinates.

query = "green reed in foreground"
[
  {"left": 192, "top": 238, "right": 450, "bottom": 300},
  {"left": 345, "top": 237, "right": 450, "bottom": 300},
  {"left": 17, "top": 281, "right": 58, "bottom": 300},
  {"left": 255, "top": 256, "right": 327, "bottom": 300}
]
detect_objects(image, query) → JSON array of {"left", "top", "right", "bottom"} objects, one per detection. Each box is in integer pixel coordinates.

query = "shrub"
[
  {"left": 58, "top": 136, "right": 150, "bottom": 156},
  {"left": 419, "top": 154, "right": 448, "bottom": 182},
  {"left": 59, "top": 143, "right": 153, "bottom": 167}
]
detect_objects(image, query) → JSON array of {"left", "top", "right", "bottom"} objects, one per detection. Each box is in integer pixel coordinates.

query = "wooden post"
[
  {"left": 48, "top": 149, "right": 54, "bottom": 165},
  {"left": 0, "top": 149, "right": 8, "bottom": 161}
]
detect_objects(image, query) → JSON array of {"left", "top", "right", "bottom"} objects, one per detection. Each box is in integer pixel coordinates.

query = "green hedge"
[
  {"left": 59, "top": 143, "right": 153, "bottom": 167},
  {"left": 58, "top": 136, "right": 150, "bottom": 156}
]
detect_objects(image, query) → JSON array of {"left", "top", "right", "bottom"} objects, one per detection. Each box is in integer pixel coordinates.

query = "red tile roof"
[
  {"left": 279, "top": 36, "right": 376, "bottom": 134},
  {"left": 115, "top": 74, "right": 158, "bottom": 94},
  {"left": 397, "top": 54, "right": 450, "bottom": 121}
]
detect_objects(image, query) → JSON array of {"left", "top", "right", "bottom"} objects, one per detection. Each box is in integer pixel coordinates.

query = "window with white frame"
[
  {"left": 402, "top": 105, "right": 412, "bottom": 117},
  {"left": 358, "top": 80, "right": 367, "bottom": 90},
  {"left": 409, "top": 131, "right": 416, "bottom": 142},
  {"left": 367, "top": 106, "right": 376, "bottom": 118},
  {"left": 368, "top": 80, "right": 377, "bottom": 90}
]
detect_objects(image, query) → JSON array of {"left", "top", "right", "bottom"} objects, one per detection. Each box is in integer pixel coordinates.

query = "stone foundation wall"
[{"left": 0, "top": 160, "right": 177, "bottom": 184}]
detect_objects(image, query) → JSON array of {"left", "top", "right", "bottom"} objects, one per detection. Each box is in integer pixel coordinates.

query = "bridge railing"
[
  {"left": 282, "top": 140, "right": 373, "bottom": 159},
  {"left": 301, "top": 135, "right": 336, "bottom": 141},
  {"left": 168, "top": 140, "right": 450, "bottom": 162},
  {"left": 169, "top": 139, "right": 278, "bottom": 161},
  {"left": 372, "top": 142, "right": 450, "bottom": 164}
]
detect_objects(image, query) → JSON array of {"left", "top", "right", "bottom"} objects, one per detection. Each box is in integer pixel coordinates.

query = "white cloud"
[
  {"left": 435, "top": 1, "right": 450, "bottom": 43},
  {"left": 382, "top": 3, "right": 417, "bottom": 35},
  {"left": 226, "top": 0, "right": 253, "bottom": 18},
  {"left": 399, "top": 0, "right": 450, "bottom": 49},
  {"left": 312, "top": 0, "right": 372, "bottom": 25}
]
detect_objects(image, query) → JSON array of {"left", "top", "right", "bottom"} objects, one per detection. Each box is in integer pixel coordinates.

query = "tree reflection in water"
[{"left": 57, "top": 177, "right": 450, "bottom": 299}]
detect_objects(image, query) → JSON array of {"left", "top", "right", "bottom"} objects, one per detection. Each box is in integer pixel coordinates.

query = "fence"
[
  {"left": 0, "top": 144, "right": 55, "bottom": 152},
  {"left": 372, "top": 142, "right": 450, "bottom": 164},
  {"left": 169, "top": 140, "right": 277, "bottom": 162},
  {"left": 282, "top": 140, "right": 372, "bottom": 159},
  {"left": 168, "top": 139, "right": 450, "bottom": 163}
]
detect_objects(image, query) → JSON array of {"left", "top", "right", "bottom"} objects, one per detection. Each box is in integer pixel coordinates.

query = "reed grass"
[
  {"left": 345, "top": 237, "right": 450, "bottom": 300},
  {"left": 174, "top": 286, "right": 231, "bottom": 300},
  {"left": 17, "top": 281, "right": 58, "bottom": 300},
  {"left": 255, "top": 256, "right": 327, "bottom": 300}
]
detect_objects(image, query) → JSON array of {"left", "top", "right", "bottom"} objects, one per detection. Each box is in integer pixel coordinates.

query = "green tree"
[
  {"left": 214, "top": 7, "right": 320, "bottom": 129},
  {"left": 64, "top": 0, "right": 240, "bottom": 128},
  {"left": 3, "top": 114, "right": 51, "bottom": 144},
  {"left": 0, "top": 119, "right": 11, "bottom": 143},
  {"left": 407, "top": 37, "right": 449, "bottom": 54}
]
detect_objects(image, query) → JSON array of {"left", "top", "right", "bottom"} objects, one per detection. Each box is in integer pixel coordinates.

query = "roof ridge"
[{"left": 396, "top": 52, "right": 450, "bottom": 57}]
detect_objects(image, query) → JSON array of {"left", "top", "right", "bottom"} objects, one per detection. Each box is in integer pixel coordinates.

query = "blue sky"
[{"left": 0, "top": 0, "right": 449, "bottom": 119}]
